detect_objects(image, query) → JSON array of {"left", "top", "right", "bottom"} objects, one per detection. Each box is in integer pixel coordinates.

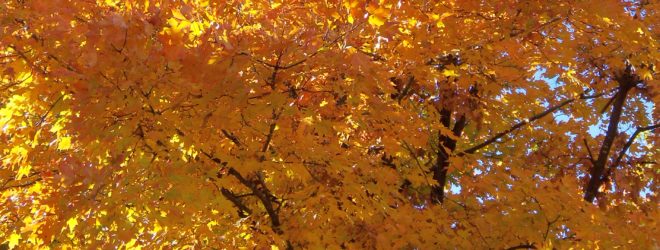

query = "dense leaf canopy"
[{"left": 1, "top": 0, "right": 658, "bottom": 249}]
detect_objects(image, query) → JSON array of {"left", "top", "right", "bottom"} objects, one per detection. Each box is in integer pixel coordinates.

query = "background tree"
[{"left": 1, "top": 0, "right": 658, "bottom": 249}]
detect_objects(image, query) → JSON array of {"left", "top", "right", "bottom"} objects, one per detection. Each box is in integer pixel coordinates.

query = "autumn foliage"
[{"left": 1, "top": 0, "right": 659, "bottom": 249}]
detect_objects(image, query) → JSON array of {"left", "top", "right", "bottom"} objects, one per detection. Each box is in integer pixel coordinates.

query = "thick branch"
[
  {"left": 584, "top": 82, "right": 634, "bottom": 202},
  {"left": 431, "top": 111, "right": 467, "bottom": 204}
]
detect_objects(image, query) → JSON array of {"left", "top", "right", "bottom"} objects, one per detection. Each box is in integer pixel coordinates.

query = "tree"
[{"left": 1, "top": 0, "right": 658, "bottom": 249}]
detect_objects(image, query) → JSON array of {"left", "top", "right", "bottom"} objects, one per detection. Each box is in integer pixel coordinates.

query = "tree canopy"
[{"left": 1, "top": 0, "right": 658, "bottom": 249}]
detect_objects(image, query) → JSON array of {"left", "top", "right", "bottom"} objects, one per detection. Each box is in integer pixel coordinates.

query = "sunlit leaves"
[
  {"left": 57, "top": 136, "right": 72, "bottom": 150},
  {"left": 368, "top": 7, "right": 389, "bottom": 27},
  {"left": 0, "top": 0, "right": 657, "bottom": 249},
  {"left": 7, "top": 233, "right": 21, "bottom": 249}
]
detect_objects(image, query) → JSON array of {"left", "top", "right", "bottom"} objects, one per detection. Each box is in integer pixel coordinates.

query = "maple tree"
[{"left": 1, "top": 0, "right": 658, "bottom": 249}]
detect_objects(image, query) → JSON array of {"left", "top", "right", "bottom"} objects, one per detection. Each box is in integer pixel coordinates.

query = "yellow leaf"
[
  {"left": 31, "top": 129, "right": 41, "bottom": 148},
  {"left": 430, "top": 12, "right": 452, "bottom": 28},
  {"left": 16, "top": 72, "right": 33, "bottom": 85},
  {"left": 303, "top": 116, "right": 314, "bottom": 125},
  {"left": 190, "top": 22, "right": 204, "bottom": 36},
  {"left": 28, "top": 181, "right": 42, "bottom": 193},
  {"left": 368, "top": 8, "right": 388, "bottom": 27},
  {"left": 16, "top": 164, "right": 31, "bottom": 180},
  {"left": 172, "top": 9, "right": 186, "bottom": 20},
  {"left": 638, "top": 68, "right": 653, "bottom": 80},
  {"left": 49, "top": 121, "right": 64, "bottom": 133},
  {"left": 442, "top": 69, "right": 459, "bottom": 77},
  {"left": 104, "top": 0, "right": 120, "bottom": 7},
  {"left": 9, "top": 146, "right": 28, "bottom": 162},
  {"left": 125, "top": 238, "right": 141, "bottom": 249},
  {"left": 151, "top": 221, "right": 163, "bottom": 233},
  {"left": 368, "top": 15, "right": 385, "bottom": 27},
  {"left": 58, "top": 136, "right": 72, "bottom": 150},
  {"left": 271, "top": 1, "right": 282, "bottom": 9},
  {"left": 206, "top": 220, "right": 218, "bottom": 230},
  {"left": 239, "top": 232, "right": 252, "bottom": 240},
  {"left": 7, "top": 233, "right": 21, "bottom": 249},
  {"left": 67, "top": 217, "right": 78, "bottom": 232}
]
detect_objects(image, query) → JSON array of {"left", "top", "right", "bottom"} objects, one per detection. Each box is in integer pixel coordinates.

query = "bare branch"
[
  {"left": 220, "top": 187, "right": 253, "bottom": 217},
  {"left": 35, "top": 95, "right": 64, "bottom": 127},
  {"left": 583, "top": 138, "right": 596, "bottom": 165},
  {"left": 609, "top": 123, "right": 660, "bottom": 170},
  {"left": 461, "top": 92, "right": 606, "bottom": 155},
  {"left": 221, "top": 129, "right": 241, "bottom": 147},
  {"left": 201, "top": 150, "right": 283, "bottom": 230},
  {"left": 505, "top": 243, "right": 537, "bottom": 250},
  {"left": 261, "top": 109, "right": 283, "bottom": 154}
]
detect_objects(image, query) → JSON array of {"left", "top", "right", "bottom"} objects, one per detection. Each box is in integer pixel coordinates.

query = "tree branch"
[
  {"left": 35, "top": 94, "right": 64, "bottom": 127},
  {"left": 201, "top": 150, "right": 283, "bottom": 230},
  {"left": 584, "top": 70, "right": 637, "bottom": 202},
  {"left": 505, "top": 243, "right": 537, "bottom": 250},
  {"left": 609, "top": 123, "right": 659, "bottom": 171},
  {"left": 220, "top": 187, "right": 253, "bottom": 217},
  {"left": 261, "top": 109, "right": 283, "bottom": 154},
  {"left": 0, "top": 176, "right": 42, "bottom": 191},
  {"left": 461, "top": 92, "right": 606, "bottom": 155},
  {"left": 221, "top": 129, "right": 241, "bottom": 147},
  {"left": 431, "top": 110, "right": 467, "bottom": 204},
  {"left": 583, "top": 138, "right": 596, "bottom": 165}
]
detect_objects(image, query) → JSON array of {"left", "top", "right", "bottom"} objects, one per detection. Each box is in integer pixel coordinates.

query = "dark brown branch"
[
  {"left": 262, "top": 123, "right": 277, "bottom": 153},
  {"left": 220, "top": 187, "right": 252, "bottom": 217},
  {"left": 0, "top": 73, "right": 32, "bottom": 91},
  {"left": 0, "top": 176, "right": 42, "bottom": 191},
  {"left": 609, "top": 123, "right": 660, "bottom": 171},
  {"left": 452, "top": 115, "right": 468, "bottom": 136},
  {"left": 463, "top": 98, "right": 574, "bottom": 154},
  {"left": 35, "top": 95, "right": 64, "bottom": 127},
  {"left": 431, "top": 110, "right": 467, "bottom": 204},
  {"left": 584, "top": 73, "right": 636, "bottom": 202},
  {"left": 357, "top": 48, "right": 386, "bottom": 61},
  {"left": 277, "top": 22, "right": 364, "bottom": 70},
  {"left": 461, "top": 92, "right": 606, "bottom": 155},
  {"left": 583, "top": 138, "right": 596, "bottom": 165},
  {"left": 9, "top": 45, "right": 48, "bottom": 75},
  {"left": 267, "top": 50, "right": 285, "bottom": 88},
  {"left": 221, "top": 129, "right": 241, "bottom": 147},
  {"left": 201, "top": 150, "right": 283, "bottom": 229},
  {"left": 227, "top": 168, "right": 282, "bottom": 229},
  {"left": 505, "top": 243, "right": 537, "bottom": 250},
  {"left": 261, "top": 109, "right": 283, "bottom": 154},
  {"left": 599, "top": 91, "right": 618, "bottom": 114}
]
